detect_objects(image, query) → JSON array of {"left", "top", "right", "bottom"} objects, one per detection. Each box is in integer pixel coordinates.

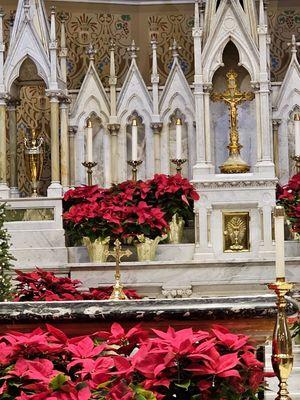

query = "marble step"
[
  {"left": 69, "top": 259, "right": 300, "bottom": 298},
  {"left": 68, "top": 240, "right": 300, "bottom": 264},
  {"left": 9, "top": 229, "right": 66, "bottom": 249},
  {"left": 12, "top": 247, "right": 68, "bottom": 268}
]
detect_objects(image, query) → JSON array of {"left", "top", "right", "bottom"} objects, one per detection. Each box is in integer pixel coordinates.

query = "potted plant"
[
  {"left": 277, "top": 173, "right": 300, "bottom": 240},
  {"left": 63, "top": 200, "right": 126, "bottom": 262},
  {"left": 147, "top": 174, "right": 200, "bottom": 244}
]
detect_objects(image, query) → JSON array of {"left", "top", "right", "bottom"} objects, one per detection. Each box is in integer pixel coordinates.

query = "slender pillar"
[
  {"left": 108, "top": 123, "right": 120, "bottom": 184},
  {"left": 272, "top": 119, "right": 281, "bottom": 178},
  {"left": 68, "top": 126, "right": 76, "bottom": 187},
  {"left": 60, "top": 98, "right": 70, "bottom": 191},
  {"left": 0, "top": 97, "right": 9, "bottom": 198},
  {"left": 254, "top": 84, "right": 262, "bottom": 163},
  {"left": 47, "top": 94, "right": 62, "bottom": 196},
  {"left": 151, "top": 122, "right": 163, "bottom": 173},
  {"left": 59, "top": 13, "right": 67, "bottom": 84},
  {"left": 8, "top": 99, "right": 20, "bottom": 197},
  {"left": 203, "top": 84, "right": 212, "bottom": 164}
]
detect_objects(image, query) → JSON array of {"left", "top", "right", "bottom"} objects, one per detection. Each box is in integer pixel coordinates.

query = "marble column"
[
  {"left": 8, "top": 99, "right": 20, "bottom": 197},
  {"left": 272, "top": 119, "right": 281, "bottom": 178},
  {"left": 203, "top": 84, "right": 212, "bottom": 165},
  {"left": 47, "top": 94, "right": 62, "bottom": 196},
  {"left": 0, "top": 96, "right": 9, "bottom": 198},
  {"left": 68, "top": 126, "right": 76, "bottom": 187},
  {"left": 151, "top": 122, "right": 163, "bottom": 173},
  {"left": 60, "top": 98, "right": 70, "bottom": 192},
  {"left": 107, "top": 123, "right": 120, "bottom": 184}
]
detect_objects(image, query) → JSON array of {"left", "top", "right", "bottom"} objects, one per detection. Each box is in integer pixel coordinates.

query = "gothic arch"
[{"left": 203, "top": 36, "right": 259, "bottom": 83}]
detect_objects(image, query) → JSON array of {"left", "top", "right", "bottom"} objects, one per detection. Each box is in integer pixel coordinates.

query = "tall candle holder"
[
  {"left": 268, "top": 278, "right": 294, "bottom": 400},
  {"left": 171, "top": 158, "right": 187, "bottom": 174},
  {"left": 104, "top": 239, "right": 132, "bottom": 300},
  {"left": 127, "top": 160, "right": 143, "bottom": 181},
  {"left": 82, "top": 161, "right": 97, "bottom": 186}
]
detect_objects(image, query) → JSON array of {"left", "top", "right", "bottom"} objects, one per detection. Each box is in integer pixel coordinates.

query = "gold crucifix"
[
  {"left": 210, "top": 70, "right": 254, "bottom": 174},
  {"left": 105, "top": 239, "right": 132, "bottom": 300}
]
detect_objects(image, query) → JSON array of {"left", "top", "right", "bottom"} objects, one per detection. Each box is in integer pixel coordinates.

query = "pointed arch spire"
[
  {"left": 127, "top": 40, "right": 139, "bottom": 60},
  {"left": 169, "top": 38, "right": 181, "bottom": 63}
]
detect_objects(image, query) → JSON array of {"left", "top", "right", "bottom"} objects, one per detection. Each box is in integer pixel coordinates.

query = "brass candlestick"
[
  {"left": 171, "top": 158, "right": 187, "bottom": 174},
  {"left": 105, "top": 239, "right": 132, "bottom": 300},
  {"left": 82, "top": 161, "right": 98, "bottom": 186},
  {"left": 127, "top": 160, "right": 143, "bottom": 181},
  {"left": 210, "top": 70, "right": 254, "bottom": 174},
  {"left": 292, "top": 155, "right": 300, "bottom": 174},
  {"left": 268, "top": 278, "right": 294, "bottom": 400},
  {"left": 24, "top": 129, "right": 44, "bottom": 197}
]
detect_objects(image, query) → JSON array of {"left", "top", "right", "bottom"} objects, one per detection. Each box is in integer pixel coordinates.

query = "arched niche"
[
  {"left": 168, "top": 109, "right": 189, "bottom": 178},
  {"left": 126, "top": 112, "right": 146, "bottom": 180},
  {"left": 12, "top": 58, "right": 50, "bottom": 196},
  {"left": 211, "top": 41, "right": 257, "bottom": 173},
  {"left": 83, "top": 112, "right": 110, "bottom": 187}
]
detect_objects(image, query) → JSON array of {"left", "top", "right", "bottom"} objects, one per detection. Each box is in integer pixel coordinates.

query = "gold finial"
[
  {"left": 176, "top": 118, "right": 182, "bottom": 126},
  {"left": 87, "top": 119, "right": 92, "bottom": 128},
  {"left": 132, "top": 118, "right": 137, "bottom": 127}
]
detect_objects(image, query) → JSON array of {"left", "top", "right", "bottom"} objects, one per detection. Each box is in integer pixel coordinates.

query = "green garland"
[{"left": 0, "top": 203, "right": 15, "bottom": 301}]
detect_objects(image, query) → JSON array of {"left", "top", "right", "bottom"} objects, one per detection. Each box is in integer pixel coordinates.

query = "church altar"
[{"left": 0, "top": 0, "right": 299, "bottom": 398}]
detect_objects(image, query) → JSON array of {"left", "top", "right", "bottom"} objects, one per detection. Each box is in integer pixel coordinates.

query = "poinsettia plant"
[
  {"left": 147, "top": 174, "right": 200, "bottom": 222},
  {"left": 0, "top": 323, "right": 272, "bottom": 400},
  {"left": 13, "top": 268, "right": 140, "bottom": 301},
  {"left": 277, "top": 173, "right": 300, "bottom": 235},
  {"left": 63, "top": 174, "right": 199, "bottom": 245}
]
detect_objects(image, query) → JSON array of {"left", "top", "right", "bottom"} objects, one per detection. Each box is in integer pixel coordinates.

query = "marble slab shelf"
[
  {"left": 0, "top": 295, "right": 296, "bottom": 342},
  {"left": 0, "top": 295, "right": 283, "bottom": 322}
]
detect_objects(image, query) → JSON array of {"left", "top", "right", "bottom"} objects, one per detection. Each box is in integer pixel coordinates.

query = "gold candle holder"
[
  {"left": 268, "top": 278, "right": 294, "bottom": 400},
  {"left": 170, "top": 158, "right": 187, "bottom": 174},
  {"left": 82, "top": 161, "right": 98, "bottom": 186},
  {"left": 127, "top": 160, "right": 143, "bottom": 181},
  {"left": 105, "top": 239, "right": 132, "bottom": 300}
]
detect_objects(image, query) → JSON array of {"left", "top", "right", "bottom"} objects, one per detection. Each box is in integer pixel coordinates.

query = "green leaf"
[
  {"left": 49, "top": 373, "right": 68, "bottom": 390},
  {"left": 175, "top": 380, "right": 191, "bottom": 390},
  {"left": 135, "top": 386, "right": 157, "bottom": 400}
]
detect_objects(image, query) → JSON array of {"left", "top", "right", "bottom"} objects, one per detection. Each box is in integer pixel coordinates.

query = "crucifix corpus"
[
  {"left": 211, "top": 70, "right": 254, "bottom": 174},
  {"left": 105, "top": 239, "right": 132, "bottom": 300}
]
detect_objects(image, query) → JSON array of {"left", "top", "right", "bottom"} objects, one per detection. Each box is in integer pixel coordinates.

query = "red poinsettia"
[
  {"left": 13, "top": 268, "right": 140, "bottom": 302},
  {"left": 277, "top": 173, "right": 300, "bottom": 234},
  {"left": 0, "top": 323, "right": 271, "bottom": 400}
]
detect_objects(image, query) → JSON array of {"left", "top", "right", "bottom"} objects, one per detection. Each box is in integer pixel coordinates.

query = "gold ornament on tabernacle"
[
  {"left": 223, "top": 212, "right": 250, "bottom": 252},
  {"left": 211, "top": 70, "right": 254, "bottom": 174}
]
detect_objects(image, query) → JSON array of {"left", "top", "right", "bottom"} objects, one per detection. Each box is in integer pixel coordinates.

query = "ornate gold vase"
[
  {"left": 168, "top": 214, "right": 185, "bottom": 244},
  {"left": 83, "top": 237, "right": 110, "bottom": 262},
  {"left": 136, "top": 235, "right": 162, "bottom": 262},
  {"left": 24, "top": 129, "right": 44, "bottom": 197}
]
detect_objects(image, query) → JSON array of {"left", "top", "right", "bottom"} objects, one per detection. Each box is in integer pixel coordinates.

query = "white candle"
[
  {"left": 176, "top": 118, "right": 182, "bottom": 159},
  {"left": 274, "top": 206, "right": 285, "bottom": 279},
  {"left": 294, "top": 113, "right": 300, "bottom": 156},
  {"left": 132, "top": 119, "right": 138, "bottom": 161},
  {"left": 86, "top": 119, "right": 93, "bottom": 163}
]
